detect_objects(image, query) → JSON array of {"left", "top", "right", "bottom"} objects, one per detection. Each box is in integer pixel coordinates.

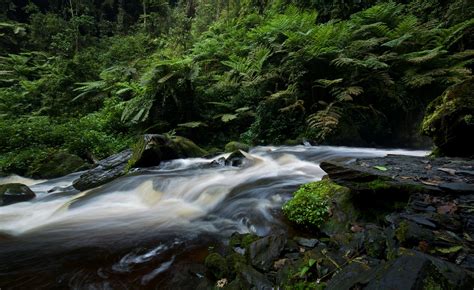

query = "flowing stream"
[{"left": 0, "top": 146, "right": 427, "bottom": 289}]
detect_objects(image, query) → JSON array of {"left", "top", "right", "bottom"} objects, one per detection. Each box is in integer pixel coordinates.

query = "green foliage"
[
  {"left": 282, "top": 180, "right": 349, "bottom": 228},
  {"left": 0, "top": 0, "right": 472, "bottom": 176}
]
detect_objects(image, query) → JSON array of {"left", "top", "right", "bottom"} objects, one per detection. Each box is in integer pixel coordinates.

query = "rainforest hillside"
[{"left": 0, "top": 0, "right": 473, "bottom": 177}]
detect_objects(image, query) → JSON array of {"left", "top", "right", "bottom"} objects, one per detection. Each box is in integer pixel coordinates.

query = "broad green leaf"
[{"left": 373, "top": 166, "right": 388, "bottom": 171}]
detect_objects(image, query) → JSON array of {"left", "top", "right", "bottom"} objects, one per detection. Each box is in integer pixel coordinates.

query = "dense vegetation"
[{"left": 0, "top": 0, "right": 472, "bottom": 176}]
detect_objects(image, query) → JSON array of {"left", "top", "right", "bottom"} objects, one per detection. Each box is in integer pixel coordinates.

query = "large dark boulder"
[
  {"left": 128, "top": 134, "right": 208, "bottom": 168},
  {"left": 422, "top": 78, "right": 474, "bottom": 157},
  {"left": 0, "top": 183, "right": 35, "bottom": 206},
  {"left": 248, "top": 234, "right": 287, "bottom": 271},
  {"left": 72, "top": 149, "right": 132, "bottom": 191},
  {"left": 72, "top": 135, "right": 207, "bottom": 191}
]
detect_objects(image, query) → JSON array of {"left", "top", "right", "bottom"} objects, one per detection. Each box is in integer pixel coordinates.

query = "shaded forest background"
[{"left": 0, "top": 0, "right": 472, "bottom": 177}]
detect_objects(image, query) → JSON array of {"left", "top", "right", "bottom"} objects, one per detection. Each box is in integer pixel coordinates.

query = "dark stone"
[
  {"left": 248, "top": 234, "right": 287, "bottom": 271},
  {"left": 72, "top": 149, "right": 132, "bottom": 191},
  {"left": 225, "top": 150, "right": 247, "bottom": 167},
  {"left": 400, "top": 213, "right": 437, "bottom": 229},
  {"left": 294, "top": 237, "right": 318, "bottom": 248},
  {"left": 327, "top": 250, "right": 474, "bottom": 290},
  {"left": 439, "top": 182, "right": 474, "bottom": 194},
  {"left": 237, "top": 264, "right": 272, "bottom": 290},
  {"left": 129, "top": 134, "right": 208, "bottom": 168},
  {"left": 0, "top": 183, "right": 36, "bottom": 206}
]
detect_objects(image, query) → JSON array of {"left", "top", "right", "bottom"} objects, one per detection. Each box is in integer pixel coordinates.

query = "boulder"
[
  {"left": 225, "top": 141, "right": 250, "bottom": 153},
  {"left": 72, "top": 149, "right": 132, "bottom": 191},
  {"left": 327, "top": 250, "right": 474, "bottom": 290},
  {"left": 72, "top": 135, "right": 207, "bottom": 191},
  {"left": 129, "top": 134, "right": 208, "bottom": 168},
  {"left": 248, "top": 234, "right": 287, "bottom": 271},
  {"left": 422, "top": 77, "right": 474, "bottom": 157},
  {"left": 28, "top": 151, "right": 88, "bottom": 179},
  {"left": 0, "top": 183, "right": 35, "bottom": 206},
  {"left": 225, "top": 150, "right": 247, "bottom": 167}
]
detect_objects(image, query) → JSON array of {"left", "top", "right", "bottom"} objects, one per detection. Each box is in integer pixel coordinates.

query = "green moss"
[
  {"left": 204, "top": 253, "right": 228, "bottom": 279},
  {"left": 367, "top": 179, "right": 392, "bottom": 191},
  {"left": 395, "top": 221, "right": 409, "bottom": 243},
  {"left": 224, "top": 141, "right": 250, "bottom": 153},
  {"left": 282, "top": 180, "right": 350, "bottom": 228}
]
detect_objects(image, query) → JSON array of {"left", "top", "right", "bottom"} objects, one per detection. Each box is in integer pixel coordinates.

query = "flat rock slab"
[{"left": 320, "top": 155, "right": 474, "bottom": 195}]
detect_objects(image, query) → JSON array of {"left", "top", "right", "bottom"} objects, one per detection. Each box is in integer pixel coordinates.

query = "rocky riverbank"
[{"left": 199, "top": 154, "right": 474, "bottom": 289}]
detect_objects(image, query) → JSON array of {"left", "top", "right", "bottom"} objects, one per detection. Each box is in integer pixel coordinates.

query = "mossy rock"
[
  {"left": 422, "top": 77, "right": 474, "bottom": 157},
  {"left": 204, "top": 252, "right": 228, "bottom": 279},
  {"left": 28, "top": 151, "right": 88, "bottom": 179},
  {"left": 0, "top": 183, "right": 36, "bottom": 206},
  {"left": 128, "top": 134, "right": 208, "bottom": 168},
  {"left": 224, "top": 141, "right": 250, "bottom": 153},
  {"left": 283, "top": 180, "right": 354, "bottom": 232}
]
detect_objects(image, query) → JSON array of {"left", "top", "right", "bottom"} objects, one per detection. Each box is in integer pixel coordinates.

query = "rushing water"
[{"left": 0, "top": 146, "right": 427, "bottom": 289}]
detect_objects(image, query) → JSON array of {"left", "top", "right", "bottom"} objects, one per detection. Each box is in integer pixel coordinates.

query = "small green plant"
[{"left": 282, "top": 180, "right": 348, "bottom": 228}]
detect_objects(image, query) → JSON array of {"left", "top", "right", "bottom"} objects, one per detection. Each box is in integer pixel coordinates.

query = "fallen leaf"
[
  {"left": 434, "top": 245, "right": 463, "bottom": 254},
  {"left": 374, "top": 165, "right": 388, "bottom": 171},
  {"left": 274, "top": 259, "right": 288, "bottom": 270},
  {"left": 437, "top": 167, "right": 456, "bottom": 176},
  {"left": 437, "top": 202, "right": 458, "bottom": 214},
  {"left": 350, "top": 224, "right": 364, "bottom": 233},
  {"left": 418, "top": 241, "right": 430, "bottom": 253},
  {"left": 421, "top": 180, "right": 441, "bottom": 186}
]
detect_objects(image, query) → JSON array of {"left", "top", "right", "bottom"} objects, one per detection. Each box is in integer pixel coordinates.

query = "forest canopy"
[{"left": 0, "top": 0, "right": 473, "bottom": 176}]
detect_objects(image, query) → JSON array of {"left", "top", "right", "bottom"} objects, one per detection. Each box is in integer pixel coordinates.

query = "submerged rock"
[{"left": 0, "top": 183, "right": 35, "bottom": 206}]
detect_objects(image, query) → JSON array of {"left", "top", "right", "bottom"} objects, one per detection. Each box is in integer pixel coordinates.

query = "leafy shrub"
[{"left": 282, "top": 180, "right": 348, "bottom": 228}]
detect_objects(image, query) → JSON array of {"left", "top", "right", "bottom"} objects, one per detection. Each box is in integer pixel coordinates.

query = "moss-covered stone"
[
  {"left": 128, "top": 134, "right": 208, "bottom": 169},
  {"left": 28, "top": 151, "right": 88, "bottom": 179},
  {"left": 224, "top": 141, "right": 250, "bottom": 153},
  {"left": 422, "top": 77, "right": 474, "bottom": 157},
  {"left": 282, "top": 180, "right": 351, "bottom": 229},
  {"left": 229, "top": 232, "right": 259, "bottom": 249},
  {"left": 204, "top": 252, "right": 228, "bottom": 279}
]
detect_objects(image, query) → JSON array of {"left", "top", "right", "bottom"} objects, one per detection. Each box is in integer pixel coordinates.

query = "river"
[{"left": 0, "top": 145, "right": 427, "bottom": 289}]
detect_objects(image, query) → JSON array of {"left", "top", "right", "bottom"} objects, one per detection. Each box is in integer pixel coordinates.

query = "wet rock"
[
  {"left": 237, "top": 264, "right": 272, "bottom": 290},
  {"left": 129, "top": 134, "right": 208, "bottom": 168},
  {"left": 394, "top": 219, "right": 435, "bottom": 246},
  {"left": 72, "top": 149, "right": 132, "bottom": 191},
  {"left": 327, "top": 250, "right": 474, "bottom": 290},
  {"left": 294, "top": 237, "right": 318, "bottom": 248},
  {"left": 248, "top": 234, "right": 287, "bottom": 271},
  {"left": 224, "top": 141, "right": 250, "bottom": 153},
  {"left": 225, "top": 150, "right": 247, "bottom": 167},
  {"left": 364, "top": 227, "right": 387, "bottom": 259},
  {"left": 438, "top": 182, "right": 474, "bottom": 194},
  {"left": 400, "top": 213, "right": 437, "bottom": 229},
  {"left": 0, "top": 183, "right": 36, "bottom": 206}
]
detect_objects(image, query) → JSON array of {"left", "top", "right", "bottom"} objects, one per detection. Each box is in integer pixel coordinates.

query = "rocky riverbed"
[{"left": 198, "top": 154, "right": 474, "bottom": 289}]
